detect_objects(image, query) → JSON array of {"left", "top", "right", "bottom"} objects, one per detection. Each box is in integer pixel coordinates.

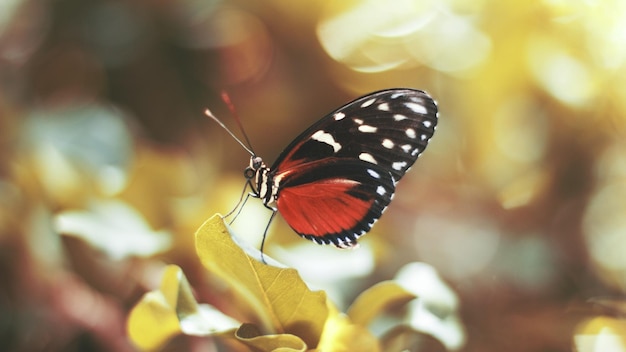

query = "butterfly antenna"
[
  {"left": 221, "top": 91, "right": 256, "bottom": 155},
  {"left": 204, "top": 108, "right": 255, "bottom": 156}
]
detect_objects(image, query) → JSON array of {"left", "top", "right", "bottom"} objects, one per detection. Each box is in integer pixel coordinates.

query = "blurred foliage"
[
  {"left": 1, "top": 0, "right": 626, "bottom": 351},
  {"left": 128, "top": 216, "right": 461, "bottom": 351}
]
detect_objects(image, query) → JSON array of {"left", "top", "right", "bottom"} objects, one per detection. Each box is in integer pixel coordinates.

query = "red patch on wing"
[{"left": 276, "top": 179, "right": 374, "bottom": 237}]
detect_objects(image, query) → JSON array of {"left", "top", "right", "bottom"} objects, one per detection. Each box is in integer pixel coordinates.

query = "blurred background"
[{"left": 2, "top": 0, "right": 626, "bottom": 351}]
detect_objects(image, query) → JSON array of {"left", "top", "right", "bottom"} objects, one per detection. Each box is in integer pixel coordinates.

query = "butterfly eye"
[{"left": 244, "top": 167, "right": 255, "bottom": 180}]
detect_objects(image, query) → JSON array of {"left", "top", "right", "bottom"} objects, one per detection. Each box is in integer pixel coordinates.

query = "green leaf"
[{"left": 195, "top": 215, "right": 329, "bottom": 349}]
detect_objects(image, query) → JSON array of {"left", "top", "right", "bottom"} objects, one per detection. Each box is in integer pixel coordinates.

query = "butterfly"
[{"left": 207, "top": 88, "right": 438, "bottom": 251}]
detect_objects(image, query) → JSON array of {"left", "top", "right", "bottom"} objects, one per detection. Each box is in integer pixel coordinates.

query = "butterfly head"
[{"left": 245, "top": 156, "right": 265, "bottom": 179}]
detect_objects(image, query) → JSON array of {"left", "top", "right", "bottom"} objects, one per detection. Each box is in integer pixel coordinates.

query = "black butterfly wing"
[{"left": 270, "top": 88, "right": 438, "bottom": 247}]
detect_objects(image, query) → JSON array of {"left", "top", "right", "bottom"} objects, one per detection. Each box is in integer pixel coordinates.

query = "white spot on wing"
[
  {"left": 423, "top": 120, "right": 432, "bottom": 128},
  {"left": 311, "top": 130, "right": 342, "bottom": 152},
  {"left": 406, "top": 128, "right": 417, "bottom": 139},
  {"left": 361, "top": 98, "right": 376, "bottom": 108},
  {"left": 359, "top": 152, "right": 377, "bottom": 164},
  {"left": 405, "top": 102, "right": 427, "bottom": 114},
  {"left": 382, "top": 139, "right": 394, "bottom": 149},
  {"left": 367, "top": 169, "right": 380, "bottom": 179},
  {"left": 401, "top": 144, "right": 412, "bottom": 153},
  {"left": 377, "top": 103, "right": 390, "bottom": 111},
  {"left": 358, "top": 125, "right": 377, "bottom": 133},
  {"left": 353, "top": 118, "right": 363, "bottom": 125},
  {"left": 394, "top": 114, "right": 407, "bottom": 121},
  {"left": 392, "top": 161, "right": 407, "bottom": 170},
  {"left": 376, "top": 185, "right": 386, "bottom": 195},
  {"left": 334, "top": 112, "right": 346, "bottom": 120}
]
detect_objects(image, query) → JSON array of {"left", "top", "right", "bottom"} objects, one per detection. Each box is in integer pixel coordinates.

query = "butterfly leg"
[
  {"left": 224, "top": 181, "right": 251, "bottom": 220},
  {"left": 227, "top": 192, "right": 257, "bottom": 226},
  {"left": 259, "top": 209, "right": 277, "bottom": 264}
]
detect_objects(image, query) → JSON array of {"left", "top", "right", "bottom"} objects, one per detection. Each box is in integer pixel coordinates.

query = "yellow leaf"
[
  {"left": 127, "top": 265, "right": 239, "bottom": 351},
  {"left": 195, "top": 215, "right": 329, "bottom": 348},
  {"left": 127, "top": 265, "right": 187, "bottom": 350},
  {"left": 346, "top": 263, "right": 465, "bottom": 351},
  {"left": 346, "top": 281, "right": 415, "bottom": 326},
  {"left": 380, "top": 326, "right": 446, "bottom": 352},
  {"left": 574, "top": 316, "right": 626, "bottom": 352},
  {"left": 236, "top": 323, "right": 307, "bottom": 352},
  {"left": 318, "top": 302, "right": 380, "bottom": 352}
]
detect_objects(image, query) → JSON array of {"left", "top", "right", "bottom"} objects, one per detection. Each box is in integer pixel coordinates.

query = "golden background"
[{"left": 1, "top": 0, "right": 625, "bottom": 351}]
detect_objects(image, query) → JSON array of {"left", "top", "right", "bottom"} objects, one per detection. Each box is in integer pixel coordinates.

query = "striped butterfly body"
[{"left": 243, "top": 88, "right": 438, "bottom": 249}]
